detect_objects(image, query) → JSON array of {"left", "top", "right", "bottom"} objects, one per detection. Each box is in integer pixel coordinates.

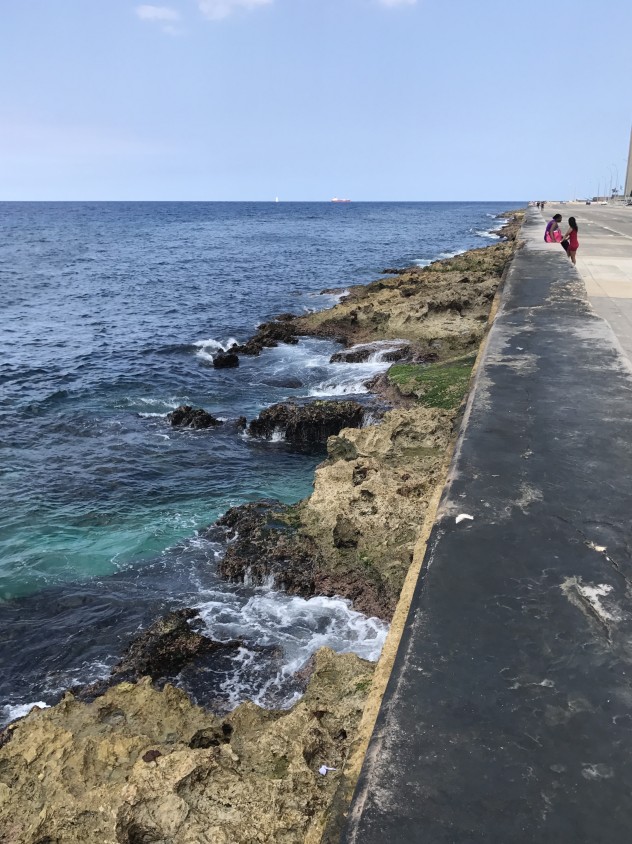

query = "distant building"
[{"left": 626, "top": 126, "right": 632, "bottom": 197}]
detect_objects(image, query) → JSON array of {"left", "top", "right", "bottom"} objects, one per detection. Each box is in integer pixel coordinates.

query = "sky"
[{"left": 1, "top": 0, "right": 631, "bottom": 201}]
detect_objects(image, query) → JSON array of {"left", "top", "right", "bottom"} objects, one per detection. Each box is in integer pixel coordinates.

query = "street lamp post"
[{"left": 612, "top": 164, "right": 620, "bottom": 199}]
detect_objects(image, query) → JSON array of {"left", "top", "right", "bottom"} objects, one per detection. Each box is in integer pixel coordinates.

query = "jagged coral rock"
[
  {"left": 300, "top": 405, "right": 456, "bottom": 616},
  {"left": 289, "top": 240, "right": 515, "bottom": 354},
  {"left": 0, "top": 649, "right": 373, "bottom": 844}
]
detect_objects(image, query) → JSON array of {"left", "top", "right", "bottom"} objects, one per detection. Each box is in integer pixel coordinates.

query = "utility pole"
[{"left": 625, "top": 126, "right": 632, "bottom": 198}]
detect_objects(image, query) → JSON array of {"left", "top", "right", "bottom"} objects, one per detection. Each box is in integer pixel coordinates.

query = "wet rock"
[
  {"left": 313, "top": 569, "right": 394, "bottom": 620},
  {"left": 248, "top": 400, "right": 364, "bottom": 445},
  {"left": 214, "top": 501, "right": 321, "bottom": 596},
  {"left": 76, "top": 609, "right": 244, "bottom": 699},
  {"left": 209, "top": 499, "right": 395, "bottom": 621},
  {"left": 212, "top": 352, "right": 239, "bottom": 368},
  {"left": 330, "top": 348, "right": 371, "bottom": 363},
  {"left": 236, "top": 415, "right": 247, "bottom": 430},
  {"left": 261, "top": 376, "right": 304, "bottom": 389},
  {"left": 167, "top": 405, "right": 222, "bottom": 429},
  {"left": 382, "top": 345, "right": 411, "bottom": 362},
  {"left": 230, "top": 320, "right": 299, "bottom": 356},
  {"left": 332, "top": 343, "right": 411, "bottom": 364},
  {"left": 111, "top": 609, "right": 236, "bottom": 681}
]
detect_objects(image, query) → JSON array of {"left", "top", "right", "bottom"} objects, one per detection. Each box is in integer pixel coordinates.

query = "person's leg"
[{"left": 569, "top": 249, "right": 577, "bottom": 265}]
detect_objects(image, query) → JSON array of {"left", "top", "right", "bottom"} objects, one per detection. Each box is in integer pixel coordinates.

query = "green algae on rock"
[{"left": 387, "top": 355, "right": 477, "bottom": 410}]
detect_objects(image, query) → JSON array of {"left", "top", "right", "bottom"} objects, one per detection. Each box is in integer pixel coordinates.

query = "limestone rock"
[
  {"left": 327, "top": 435, "right": 359, "bottom": 462},
  {"left": 0, "top": 649, "right": 374, "bottom": 844},
  {"left": 332, "top": 515, "right": 361, "bottom": 549},
  {"left": 301, "top": 405, "right": 456, "bottom": 618},
  {"left": 287, "top": 240, "right": 516, "bottom": 353}
]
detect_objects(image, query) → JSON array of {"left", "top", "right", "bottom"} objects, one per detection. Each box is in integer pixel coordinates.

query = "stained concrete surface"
[
  {"left": 547, "top": 202, "right": 632, "bottom": 361},
  {"left": 342, "top": 209, "right": 632, "bottom": 843}
]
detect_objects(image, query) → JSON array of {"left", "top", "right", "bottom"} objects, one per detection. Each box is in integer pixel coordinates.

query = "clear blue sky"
[{"left": 2, "top": 0, "right": 630, "bottom": 201}]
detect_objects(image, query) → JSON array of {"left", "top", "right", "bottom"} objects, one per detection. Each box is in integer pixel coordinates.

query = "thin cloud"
[
  {"left": 197, "top": 0, "right": 273, "bottom": 22},
  {"left": 135, "top": 5, "right": 181, "bottom": 22}
]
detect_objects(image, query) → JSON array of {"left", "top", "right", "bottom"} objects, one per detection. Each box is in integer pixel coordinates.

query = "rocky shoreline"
[{"left": 0, "top": 212, "right": 523, "bottom": 843}]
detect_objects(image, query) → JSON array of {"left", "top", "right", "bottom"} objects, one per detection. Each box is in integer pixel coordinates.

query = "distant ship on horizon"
[{"left": 331, "top": 197, "right": 351, "bottom": 203}]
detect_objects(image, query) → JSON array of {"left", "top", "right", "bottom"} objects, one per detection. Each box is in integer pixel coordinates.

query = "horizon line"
[{"left": 0, "top": 198, "right": 528, "bottom": 204}]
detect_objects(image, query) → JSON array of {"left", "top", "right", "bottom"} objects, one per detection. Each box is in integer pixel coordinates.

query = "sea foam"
[
  {"left": 195, "top": 588, "right": 388, "bottom": 711},
  {"left": 1, "top": 701, "right": 50, "bottom": 725},
  {"left": 194, "top": 337, "right": 240, "bottom": 363}
]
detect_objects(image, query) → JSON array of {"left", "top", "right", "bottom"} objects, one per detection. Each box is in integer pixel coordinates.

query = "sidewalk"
[
  {"left": 341, "top": 208, "right": 632, "bottom": 843},
  {"left": 548, "top": 202, "right": 632, "bottom": 360}
]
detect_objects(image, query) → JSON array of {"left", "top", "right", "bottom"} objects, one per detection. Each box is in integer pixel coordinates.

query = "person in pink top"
[
  {"left": 562, "top": 216, "right": 580, "bottom": 265},
  {"left": 544, "top": 213, "right": 563, "bottom": 243}
]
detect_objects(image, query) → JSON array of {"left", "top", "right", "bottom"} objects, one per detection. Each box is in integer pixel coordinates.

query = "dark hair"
[
  {"left": 553, "top": 214, "right": 563, "bottom": 222},
  {"left": 568, "top": 216, "right": 578, "bottom": 231}
]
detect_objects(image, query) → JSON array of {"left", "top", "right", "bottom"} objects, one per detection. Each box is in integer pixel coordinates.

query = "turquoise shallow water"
[{"left": 0, "top": 200, "right": 522, "bottom": 720}]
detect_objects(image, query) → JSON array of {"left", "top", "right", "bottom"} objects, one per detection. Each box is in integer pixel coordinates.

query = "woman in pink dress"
[{"left": 563, "top": 216, "right": 579, "bottom": 265}]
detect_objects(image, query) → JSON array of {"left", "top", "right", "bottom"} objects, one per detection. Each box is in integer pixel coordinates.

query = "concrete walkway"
[
  {"left": 547, "top": 202, "right": 632, "bottom": 360},
  {"left": 341, "top": 209, "right": 632, "bottom": 843}
]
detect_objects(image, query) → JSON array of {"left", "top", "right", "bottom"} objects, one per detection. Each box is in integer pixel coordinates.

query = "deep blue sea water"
[{"left": 0, "top": 201, "right": 521, "bottom": 722}]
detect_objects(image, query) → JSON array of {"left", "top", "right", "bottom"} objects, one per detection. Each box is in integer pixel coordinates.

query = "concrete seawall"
[{"left": 341, "top": 208, "right": 632, "bottom": 842}]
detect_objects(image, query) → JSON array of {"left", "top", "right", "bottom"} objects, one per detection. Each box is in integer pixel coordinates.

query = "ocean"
[{"left": 0, "top": 200, "right": 521, "bottom": 723}]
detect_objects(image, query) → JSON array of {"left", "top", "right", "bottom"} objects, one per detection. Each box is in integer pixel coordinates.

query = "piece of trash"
[
  {"left": 455, "top": 514, "right": 474, "bottom": 524},
  {"left": 318, "top": 765, "right": 337, "bottom": 776},
  {"left": 517, "top": 346, "right": 524, "bottom": 351},
  {"left": 587, "top": 541, "right": 607, "bottom": 553}
]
